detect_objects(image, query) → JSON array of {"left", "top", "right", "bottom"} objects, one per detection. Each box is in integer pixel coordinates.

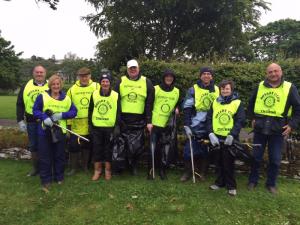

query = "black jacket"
[
  {"left": 206, "top": 93, "right": 246, "bottom": 139},
  {"left": 248, "top": 79, "right": 300, "bottom": 134}
]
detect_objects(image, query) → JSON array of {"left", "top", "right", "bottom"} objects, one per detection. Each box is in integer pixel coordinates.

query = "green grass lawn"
[
  {"left": 0, "top": 96, "right": 17, "bottom": 119},
  {"left": 0, "top": 160, "right": 299, "bottom": 225}
]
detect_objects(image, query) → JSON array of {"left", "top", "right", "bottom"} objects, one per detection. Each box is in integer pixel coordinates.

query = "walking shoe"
[
  {"left": 266, "top": 186, "right": 277, "bottom": 194},
  {"left": 228, "top": 189, "right": 237, "bottom": 196},
  {"left": 209, "top": 184, "right": 221, "bottom": 190},
  {"left": 247, "top": 183, "right": 256, "bottom": 191},
  {"left": 42, "top": 183, "right": 50, "bottom": 193}
]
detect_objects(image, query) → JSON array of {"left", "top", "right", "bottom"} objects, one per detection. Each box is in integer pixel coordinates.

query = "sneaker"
[
  {"left": 228, "top": 189, "right": 237, "bottom": 196},
  {"left": 266, "top": 186, "right": 277, "bottom": 194},
  {"left": 247, "top": 183, "right": 256, "bottom": 191},
  {"left": 209, "top": 184, "right": 220, "bottom": 190}
]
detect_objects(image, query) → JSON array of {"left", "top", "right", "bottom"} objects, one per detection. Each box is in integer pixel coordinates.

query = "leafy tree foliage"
[
  {"left": 0, "top": 33, "right": 22, "bottom": 90},
  {"left": 84, "top": 0, "right": 269, "bottom": 70},
  {"left": 3, "top": 0, "right": 59, "bottom": 10},
  {"left": 250, "top": 19, "right": 300, "bottom": 60}
]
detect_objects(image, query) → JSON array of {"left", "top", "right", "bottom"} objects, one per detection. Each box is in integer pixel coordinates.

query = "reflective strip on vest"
[
  {"left": 42, "top": 93, "right": 72, "bottom": 133},
  {"left": 194, "top": 84, "right": 219, "bottom": 112},
  {"left": 254, "top": 81, "right": 291, "bottom": 118},
  {"left": 68, "top": 80, "right": 98, "bottom": 118},
  {"left": 152, "top": 85, "right": 179, "bottom": 128},
  {"left": 92, "top": 90, "right": 118, "bottom": 127},
  {"left": 119, "top": 76, "right": 147, "bottom": 114},
  {"left": 212, "top": 99, "right": 241, "bottom": 137},
  {"left": 23, "top": 79, "right": 48, "bottom": 115}
]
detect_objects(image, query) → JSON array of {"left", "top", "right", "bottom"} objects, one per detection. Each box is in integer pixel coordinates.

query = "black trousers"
[
  {"left": 92, "top": 128, "right": 113, "bottom": 162},
  {"left": 214, "top": 145, "right": 236, "bottom": 190}
]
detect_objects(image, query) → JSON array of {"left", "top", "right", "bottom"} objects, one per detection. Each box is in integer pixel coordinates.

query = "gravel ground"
[{"left": 0, "top": 119, "right": 17, "bottom": 127}]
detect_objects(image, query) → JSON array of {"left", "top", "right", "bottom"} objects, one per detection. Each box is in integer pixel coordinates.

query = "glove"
[
  {"left": 18, "top": 120, "right": 27, "bottom": 132},
  {"left": 51, "top": 113, "right": 63, "bottom": 122},
  {"left": 184, "top": 126, "right": 193, "bottom": 137},
  {"left": 224, "top": 135, "right": 234, "bottom": 146},
  {"left": 209, "top": 133, "right": 220, "bottom": 146},
  {"left": 43, "top": 117, "right": 53, "bottom": 127}
]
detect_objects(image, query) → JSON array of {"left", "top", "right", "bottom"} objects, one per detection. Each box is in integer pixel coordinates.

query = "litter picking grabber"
[
  {"left": 53, "top": 123, "right": 90, "bottom": 142},
  {"left": 184, "top": 126, "right": 196, "bottom": 183},
  {"left": 149, "top": 133, "right": 156, "bottom": 179}
]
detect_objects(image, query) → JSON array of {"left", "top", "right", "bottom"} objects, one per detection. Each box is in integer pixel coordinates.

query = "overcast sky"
[{"left": 0, "top": 0, "right": 299, "bottom": 59}]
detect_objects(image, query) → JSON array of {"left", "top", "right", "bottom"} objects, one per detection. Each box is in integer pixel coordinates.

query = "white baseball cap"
[{"left": 127, "top": 59, "right": 139, "bottom": 68}]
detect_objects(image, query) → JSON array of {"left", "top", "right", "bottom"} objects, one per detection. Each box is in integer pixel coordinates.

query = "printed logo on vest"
[
  {"left": 97, "top": 104, "right": 109, "bottom": 115},
  {"left": 218, "top": 113, "right": 231, "bottom": 125},
  {"left": 80, "top": 97, "right": 90, "bottom": 106},
  {"left": 263, "top": 96, "right": 276, "bottom": 108},
  {"left": 128, "top": 92, "right": 137, "bottom": 100},
  {"left": 161, "top": 104, "right": 171, "bottom": 113}
]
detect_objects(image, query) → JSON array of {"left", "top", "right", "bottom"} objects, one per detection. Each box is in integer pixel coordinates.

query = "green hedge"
[{"left": 119, "top": 59, "right": 300, "bottom": 107}]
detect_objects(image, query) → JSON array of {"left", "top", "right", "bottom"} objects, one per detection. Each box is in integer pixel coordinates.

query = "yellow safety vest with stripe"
[
  {"left": 91, "top": 89, "right": 119, "bottom": 127},
  {"left": 23, "top": 79, "right": 48, "bottom": 115},
  {"left": 254, "top": 81, "right": 291, "bottom": 118},
  {"left": 42, "top": 93, "right": 72, "bottom": 134},
  {"left": 152, "top": 85, "right": 179, "bottom": 128},
  {"left": 212, "top": 99, "right": 241, "bottom": 137},
  {"left": 194, "top": 84, "right": 219, "bottom": 112},
  {"left": 119, "top": 76, "right": 147, "bottom": 114}
]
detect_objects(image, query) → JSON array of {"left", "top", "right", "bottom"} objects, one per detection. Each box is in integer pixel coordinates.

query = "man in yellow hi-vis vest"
[
  {"left": 114, "top": 59, "right": 154, "bottom": 175},
  {"left": 248, "top": 63, "right": 300, "bottom": 194},
  {"left": 16, "top": 65, "right": 48, "bottom": 177},
  {"left": 66, "top": 67, "right": 99, "bottom": 175}
]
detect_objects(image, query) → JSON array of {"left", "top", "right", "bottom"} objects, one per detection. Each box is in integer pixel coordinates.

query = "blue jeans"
[
  {"left": 184, "top": 137, "right": 208, "bottom": 160},
  {"left": 248, "top": 132, "right": 284, "bottom": 187},
  {"left": 27, "top": 122, "right": 39, "bottom": 152}
]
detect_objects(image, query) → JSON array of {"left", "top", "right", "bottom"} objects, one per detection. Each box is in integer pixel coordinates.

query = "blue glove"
[
  {"left": 43, "top": 117, "right": 53, "bottom": 127},
  {"left": 184, "top": 126, "right": 193, "bottom": 137},
  {"left": 224, "top": 135, "right": 234, "bottom": 146},
  {"left": 51, "top": 113, "right": 63, "bottom": 122},
  {"left": 209, "top": 133, "right": 220, "bottom": 146},
  {"left": 18, "top": 120, "right": 27, "bottom": 132}
]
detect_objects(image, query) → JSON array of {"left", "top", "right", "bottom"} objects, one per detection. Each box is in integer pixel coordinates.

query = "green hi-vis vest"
[
  {"left": 42, "top": 93, "right": 72, "bottom": 133},
  {"left": 119, "top": 76, "right": 147, "bottom": 114},
  {"left": 152, "top": 85, "right": 179, "bottom": 128},
  {"left": 92, "top": 90, "right": 118, "bottom": 127},
  {"left": 68, "top": 80, "right": 99, "bottom": 118},
  {"left": 212, "top": 99, "right": 241, "bottom": 137},
  {"left": 23, "top": 79, "right": 48, "bottom": 115},
  {"left": 254, "top": 81, "right": 291, "bottom": 118},
  {"left": 194, "top": 84, "right": 219, "bottom": 112}
]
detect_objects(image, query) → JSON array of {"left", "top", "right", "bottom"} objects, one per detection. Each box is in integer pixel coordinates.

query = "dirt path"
[{"left": 0, "top": 119, "right": 17, "bottom": 127}]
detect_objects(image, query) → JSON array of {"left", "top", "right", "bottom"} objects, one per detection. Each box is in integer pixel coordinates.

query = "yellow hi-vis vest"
[
  {"left": 23, "top": 79, "right": 48, "bottom": 115},
  {"left": 152, "top": 85, "right": 179, "bottom": 128},
  {"left": 254, "top": 81, "right": 291, "bottom": 118},
  {"left": 212, "top": 99, "right": 241, "bottom": 137},
  {"left": 119, "top": 76, "right": 147, "bottom": 114},
  {"left": 67, "top": 80, "right": 99, "bottom": 118},
  {"left": 42, "top": 93, "right": 72, "bottom": 133},
  {"left": 194, "top": 84, "right": 219, "bottom": 112},
  {"left": 92, "top": 89, "right": 119, "bottom": 127}
]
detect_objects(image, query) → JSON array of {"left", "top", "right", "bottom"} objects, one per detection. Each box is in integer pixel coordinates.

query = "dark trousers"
[
  {"left": 93, "top": 129, "right": 113, "bottom": 162},
  {"left": 248, "top": 132, "right": 284, "bottom": 187},
  {"left": 27, "top": 122, "right": 39, "bottom": 152},
  {"left": 38, "top": 135, "right": 66, "bottom": 185},
  {"left": 68, "top": 134, "right": 91, "bottom": 153},
  {"left": 214, "top": 146, "right": 236, "bottom": 190}
]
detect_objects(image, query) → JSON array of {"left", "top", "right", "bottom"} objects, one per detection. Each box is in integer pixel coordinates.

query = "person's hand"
[
  {"left": 147, "top": 123, "right": 153, "bottom": 133},
  {"left": 224, "top": 135, "right": 234, "bottom": 146},
  {"left": 184, "top": 126, "right": 192, "bottom": 137},
  {"left": 43, "top": 117, "right": 53, "bottom": 127},
  {"left": 18, "top": 120, "right": 27, "bottom": 132},
  {"left": 209, "top": 133, "right": 220, "bottom": 146},
  {"left": 51, "top": 113, "right": 62, "bottom": 122},
  {"left": 175, "top": 107, "right": 180, "bottom": 116},
  {"left": 251, "top": 120, "right": 255, "bottom": 129},
  {"left": 282, "top": 124, "right": 292, "bottom": 137}
]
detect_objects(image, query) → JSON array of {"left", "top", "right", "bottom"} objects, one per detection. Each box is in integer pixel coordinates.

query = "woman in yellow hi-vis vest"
[
  {"left": 88, "top": 73, "right": 121, "bottom": 181},
  {"left": 206, "top": 80, "right": 245, "bottom": 196},
  {"left": 33, "top": 74, "right": 77, "bottom": 192}
]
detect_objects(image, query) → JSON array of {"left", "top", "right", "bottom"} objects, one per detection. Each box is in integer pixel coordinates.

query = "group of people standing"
[{"left": 16, "top": 61, "right": 300, "bottom": 195}]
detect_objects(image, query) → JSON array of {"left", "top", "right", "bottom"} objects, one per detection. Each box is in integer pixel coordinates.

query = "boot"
[
  {"left": 91, "top": 162, "right": 102, "bottom": 181},
  {"left": 159, "top": 167, "right": 167, "bottom": 180},
  {"left": 27, "top": 152, "right": 39, "bottom": 177},
  {"left": 198, "top": 158, "right": 209, "bottom": 181},
  {"left": 82, "top": 149, "right": 90, "bottom": 172},
  {"left": 67, "top": 152, "right": 79, "bottom": 176},
  {"left": 180, "top": 160, "right": 192, "bottom": 182},
  {"left": 105, "top": 162, "right": 112, "bottom": 180}
]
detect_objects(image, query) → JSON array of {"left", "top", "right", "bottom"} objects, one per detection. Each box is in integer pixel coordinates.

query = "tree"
[
  {"left": 3, "top": 0, "right": 60, "bottom": 10},
  {"left": 250, "top": 19, "right": 300, "bottom": 60},
  {"left": 84, "top": 0, "right": 269, "bottom": 70},
  {"left": 0, "top": 32, "right": 22, "bottom": 90}
]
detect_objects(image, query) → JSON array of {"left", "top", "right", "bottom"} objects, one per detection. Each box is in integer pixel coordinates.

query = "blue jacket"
[{"left": 33, "top": 90, "right": 77, "bottom": 136}]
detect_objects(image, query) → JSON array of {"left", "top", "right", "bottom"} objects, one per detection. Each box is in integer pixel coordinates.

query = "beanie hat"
[
  {"left": 200, "top": 67, "right": 213, "bottom": 76},
  {"left": 99, "top": 73, "right": 112, "bottom": 83}
]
